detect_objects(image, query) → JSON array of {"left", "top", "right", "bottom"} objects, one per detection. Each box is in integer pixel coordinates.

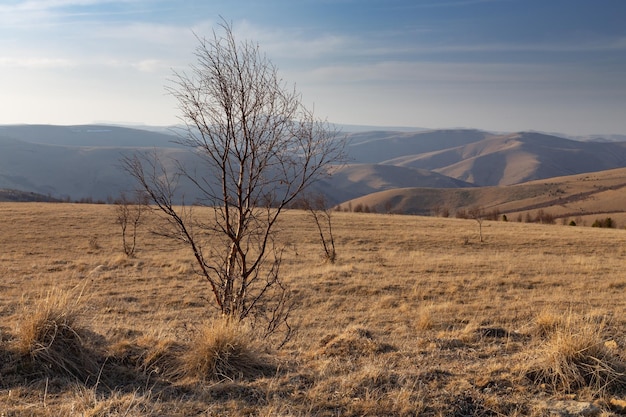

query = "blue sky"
[{"left": 1, "top": 0, "right": 625, "bottom": 135}]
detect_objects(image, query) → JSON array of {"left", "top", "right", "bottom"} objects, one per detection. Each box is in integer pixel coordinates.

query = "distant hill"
[
  {"left": 381, "top": 132, "right": 626, "bottom": 186},
  {"left": 2, "top": 124, "right": 626, "bottom": 215},
  {"left": 309, "top": 163, "right": 474, "bottom": 205},
  {"left": 345, "top": 129, "right": 494, "bottom": 163},
  {"left": 340, "top": 167, "right": 626, "bottom": 225},
  {"left": 0, "top": 124, "right": 182, "bottom": 148},
  {"left": 0, "top": 188, "right": 61, "bottom": 202},
  {"left": 0, "top": 135, "right": 196, "bottom": 201}
]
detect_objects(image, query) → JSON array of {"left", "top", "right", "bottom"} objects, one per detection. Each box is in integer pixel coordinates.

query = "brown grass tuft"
[
  {"left": 176, "top": 317, "right": 274, "bottom": 382},
  {"left": 13, "top": 284, "right": 99, "bottom": 381},
  {"left": 524, "top": 316, "right": 626, "bottom": 395},
  {"left": 534, "top": 309, "right": 565, "bottom": 338},
  {"left": 105, "top": 333, "right": 185, "bottom": 386},
  {"left": 318, "top": 326, "right": 396, "bottom": 357},
  {"left": 415, "top": 306, "right": 435, "bottom": 331}
]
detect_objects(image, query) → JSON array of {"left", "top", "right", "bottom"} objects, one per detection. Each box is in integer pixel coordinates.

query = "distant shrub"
[
  {"left": 535, "top": 209, "right": 555, "bottom": 224},
  {"left": 432, "top": 205, "right": 450, "bottom": 218},
  {"left": 89, "top": 235, "right": 100, "bottom": 250},
  {"left": 114, "top": 191, "right": 148, "bottom": 257},
  {"left": 592, "top": 217, "right": 615, "bottom": 228},
  {"left": 569, "top": 220, "right": 577, "bottom": 226},
  {"left": 485, "top": 209, "right": 500, "bottom": 221},
  {"left": 502, "top": 214, "right": 508, "bottom": 222},
  {"left": 455, "top": 209, "right": 468, "bottom": 219}
]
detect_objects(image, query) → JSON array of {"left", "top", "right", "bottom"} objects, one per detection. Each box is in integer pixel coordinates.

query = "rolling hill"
[
  {"left": 381, "top": 132, "right": 626, "bottom": 186},
  {"left": 0, "top": 124, "right": 182, "bottom": 148},
  {"left": 309, "top": 163, "right": 475, "bottom": 204},
  {"left": 0, "top": 135, "right": 195, "bottom": 201},
  {"left": 340, "top": 166, "right": 626, "bottom": 225},
  {"left": 345, "top": 129, "right": 494, "bottom": 163},
  {"left": 3, "top": 124, "right": 626, "bottom": 218}
]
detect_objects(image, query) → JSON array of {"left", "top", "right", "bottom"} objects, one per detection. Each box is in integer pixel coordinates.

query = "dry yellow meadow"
[{"left": 0, "top": 202, "right": 625, "bottom": 416}]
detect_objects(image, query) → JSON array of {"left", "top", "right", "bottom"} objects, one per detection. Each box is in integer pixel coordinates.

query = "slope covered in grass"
[{"left": 0, "top": 203, "right": 625, "bottom": 415}]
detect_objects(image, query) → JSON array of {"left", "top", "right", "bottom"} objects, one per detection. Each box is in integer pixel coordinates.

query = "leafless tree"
[
  {"left": 114, "top": 191, "right": 148, "bottom": 257},
  {"left": 123, "top": 21, "right": 344, "bottom": 340},
  {"left": 468, "top": 206, "right": 485, "bottom": 243},
  {"left": 300, "top": 193, "right": 337, "bottom": 263}
]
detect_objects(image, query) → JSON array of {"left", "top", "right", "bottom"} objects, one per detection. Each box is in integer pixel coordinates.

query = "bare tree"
[
  {"left": 114, "top": 191, "right": 148, "bottom": 257},
  {"left": 468, "top": 206, "right": 485, "bottom": 243},
  {"left": 300, "top": 193, "right": 337, "bottom": 263},
  {"left": 123, "top": 21, "right": 344, "bottom": 339}
]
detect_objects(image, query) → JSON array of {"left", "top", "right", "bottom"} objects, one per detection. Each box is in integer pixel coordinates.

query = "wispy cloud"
[
  {"left": 0, "top": 0, "right": 140, "bottom": 12},
  {"left": 0, "top": 0, "right": 148, "bottom": 28}
]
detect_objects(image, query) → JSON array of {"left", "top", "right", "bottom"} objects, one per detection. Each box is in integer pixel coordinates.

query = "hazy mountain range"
[{"left": 2, "top": 124, "right": 626, "bottom": 222}]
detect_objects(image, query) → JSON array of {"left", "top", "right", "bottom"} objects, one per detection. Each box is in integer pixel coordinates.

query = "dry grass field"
[{"left": 1, "top": 202, "right": 625, "bottom": 416}]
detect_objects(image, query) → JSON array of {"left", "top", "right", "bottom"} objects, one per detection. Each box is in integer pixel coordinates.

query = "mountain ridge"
[{"left": 3, "top": 124, "right": 626, "bottom": 218}]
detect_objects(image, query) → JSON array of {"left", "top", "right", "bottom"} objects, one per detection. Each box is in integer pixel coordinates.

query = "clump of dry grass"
[
  {"left": 524, "top": 316, "right": 626, "bottom": 396},
  {"left": 106, "top": 334, "right": 184, "bottom": 382},
  {"left": 177, "top": 317, "right": 274, "bottom": 382},
  {"left": 317, "top": 326, "right": 396, "bottom": 357},
  {"left": 13, "top": 284, "right": 98, "bottom": 380},
  {"left": 533, "top": 309, "right": 565, "bottom": 338}
]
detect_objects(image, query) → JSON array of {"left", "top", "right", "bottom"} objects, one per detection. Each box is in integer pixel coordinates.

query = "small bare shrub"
[
  {"left": 89, "top": 235, "right": 100, "bottom": 250},
  {"left": 114, "top": 191, "right": 148, "bottom": 257},
  {"left": 300, "top": 193, "right": 338, "bottom": 263},
  {"left": 468, "top": 206, "right": 485, "bottom": 242},
  {"left": 177, "top": 318, "right": 273, "bottom": 381},
  {"left": 14, "top": 285, "right": 98, "bottom": 380}
]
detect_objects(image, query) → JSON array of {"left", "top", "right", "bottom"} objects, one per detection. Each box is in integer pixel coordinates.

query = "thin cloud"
[
  {"left": 0, "top": 0, "right": 148, "bottom": 27},
  {"left": 0, "top": 0, "right": 138, "bottom": 12}
]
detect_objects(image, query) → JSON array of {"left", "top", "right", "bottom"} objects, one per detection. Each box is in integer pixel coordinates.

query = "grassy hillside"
[
  {"left": 346, "top": 129, "right": 493, "bottom": 163},
  {"left": 1, "top": 203, "right": 625, "bottom": 416},
  {"left": 310, "top": 163, "right": 475, "bottom": 204},
  {"left": 342, "top": 166, "right": 626, "bottom": 226},
  {"left": 385, "top": 132, "right": 626, "bottom": 186}
]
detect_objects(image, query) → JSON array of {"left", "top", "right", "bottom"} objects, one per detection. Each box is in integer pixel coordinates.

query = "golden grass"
[
  {"left": 12, "top": 284, "right": 98, "bottom": 381},
  {"left": 524, "top": 315, "right": 626, "bottom": 395},
  {"left": 176, "top": 318, "right": 274, "bottom": 382},
  {"left": 0, "top": 202, "right": 625, "bottom": 415}
]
